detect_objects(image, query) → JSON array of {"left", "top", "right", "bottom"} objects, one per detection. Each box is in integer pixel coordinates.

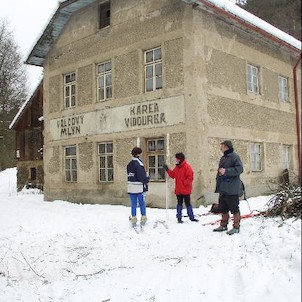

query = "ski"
[
  {"left": 184, "top": 212, "right": 219, "bottom": 218},
  {"left": 153, "top": 220, "right": 168, "bottom": 229},
  {"left": 201, "top": 212, "right": 264, "bottom": 226}
]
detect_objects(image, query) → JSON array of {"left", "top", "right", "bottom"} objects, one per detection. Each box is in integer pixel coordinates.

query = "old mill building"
[{"left": 24, "top": 0, "right": 301, "bottom": 207}]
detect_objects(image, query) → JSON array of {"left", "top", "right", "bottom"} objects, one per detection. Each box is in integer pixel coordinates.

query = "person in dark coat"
[
  {"left": 163, "top": 152, "right": 198, "bottom": 223},
  {"left": 127, "top": 147, "right": 149, "bottom": 226},
  {"left": 213, "top": 140, "right": 243, "bottom": 235}
]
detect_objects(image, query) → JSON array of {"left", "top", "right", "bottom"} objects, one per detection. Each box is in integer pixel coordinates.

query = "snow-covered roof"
[
  {"left": 26, "top": 0, "right": 301, "bottom": 67},
  {"left": 184, "top": 0, "right": 301, "bottom": 51},
  {"left": 9, "top": 81, "right": 43, "bottom": 130}
]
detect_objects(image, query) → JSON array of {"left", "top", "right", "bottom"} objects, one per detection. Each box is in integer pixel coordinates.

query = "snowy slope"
[{"left": 0, "top": 168, "right": 301, "bottom": 302}]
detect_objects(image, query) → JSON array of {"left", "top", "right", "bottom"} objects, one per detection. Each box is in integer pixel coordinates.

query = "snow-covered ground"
[{"left": 0, "top": 168, "right": 301, "bottom": 302}]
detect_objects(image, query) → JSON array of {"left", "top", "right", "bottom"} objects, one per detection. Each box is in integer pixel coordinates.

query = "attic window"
[{"left": 99, "top": 2, "right": 110, "bottom": 29}]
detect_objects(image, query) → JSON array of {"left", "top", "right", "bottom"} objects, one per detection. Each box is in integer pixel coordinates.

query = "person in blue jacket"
[
  {"left": 213, "top": 140, "right": 243, "bottom": 235},
  {"left": 127, "top": 147, "right": 149, "bottom": 226}
]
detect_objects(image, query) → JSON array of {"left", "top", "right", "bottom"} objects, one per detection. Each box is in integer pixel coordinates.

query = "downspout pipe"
[{"left": 293, "top": 55, "right": 301, "bottom": 183}]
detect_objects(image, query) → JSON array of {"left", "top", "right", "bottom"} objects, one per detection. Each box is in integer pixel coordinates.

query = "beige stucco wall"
[{"left": 42, "top": 0, "right": 300, "bottom": 207}]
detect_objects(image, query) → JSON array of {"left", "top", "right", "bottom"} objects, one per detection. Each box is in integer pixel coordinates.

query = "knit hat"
[
  {"left": 175, "top": 152, "right": 185, "bottom": 161},
  {"left": 131, "top": 147, "right": 142, "bottom": 156},
  {"left": 221, "top": 140, "right": 233, "bottom": 149}
]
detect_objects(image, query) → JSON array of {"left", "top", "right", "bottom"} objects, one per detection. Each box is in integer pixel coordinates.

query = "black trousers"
[
  {"left": 219, "top": 194, "right": 240, "bottom": 214},
  {"left": 176, "top": 194, "right": 191, "bottom": 207}
]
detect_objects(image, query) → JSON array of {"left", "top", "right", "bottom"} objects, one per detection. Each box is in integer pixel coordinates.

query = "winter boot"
[
  {"left": 187, "top": 205, "right": 198, "bottom": 221},
  {"left": 226, "top": 212, "right": 241, "bottom": 235},
  {"left": 226, "top": 227, "right": 240, "bottom": 235},
  {"left": 130, "top": 216, "right": 137, "bottom": 227},
  {"left": 177, "top": 218, "right": 184, "bottom": 224},
  {"left": 213, "top": 225, "right": 228, "bottom": 232},
  {"left": 140, "top": 215, "right": 147, "bottom": 226},
  {"left": 213, "top": 213, "right": 229, "bottom": 232}
]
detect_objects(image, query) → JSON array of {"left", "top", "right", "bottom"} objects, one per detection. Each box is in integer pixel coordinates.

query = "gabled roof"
[
  {"left": 9, "top": 80, "right": 43, "bottom": 130},
  {"left": 26, "top": 0, "right": 96, "bottom": 66},
  {"left": 25, "top": 0, "right": 301, "bottom": 67}
]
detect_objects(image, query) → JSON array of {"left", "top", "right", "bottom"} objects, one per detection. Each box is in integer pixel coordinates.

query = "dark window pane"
[
  {"left": 148, "top": 156, "right": 155, "bottom": 167},
  {"left": 146, "top": 79, "right": 153, "bottom": 91},
  {"left": 146, "top": 66, "right": 153, "bottom": 78},
  {"left": 71, "top": 159, "right": 77, "bottom": 169},
  {"left": 108, "top": 169, "right": 113, "bottom": 181},
  {"left": 99, "top": 144, "right": 105, "bottom": 154},
  {"left": 100, "top": 169, "right": 106, "bottom": 181},
  {"left": 66, "top": 171, "right": 71, "bottom": 181},
  {"left": 100, "top": 156, "right": 105, "bottom": 168},
  {"left": 107, "top": 143, "right": 113, "bottom": 153},
  {"left": 72, "top": 171, "right": 77, "bottom": 181},
  {"left": 146, "top": 51, "right": 153, "bottom": 63},
  {"left": 149, "top": 168, "right": 156, "bottom": 179},
  {"left": 148, "top": 140, "right": 155, "bottom": 151},
  {"left": 155, "top": 63, "right": 162, "bottom": 76},
  {"left": 107, "top": 156, "right": 113, "bottom": 168},
  {"left": 154, "top": 48, "right": 161, "bottom": 60},
  {"left": 158, "top": 168, "right": 165, "bottom": 180}
]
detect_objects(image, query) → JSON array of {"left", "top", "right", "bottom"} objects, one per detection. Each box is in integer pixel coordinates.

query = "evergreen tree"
[{"left": 239, "top": 0, "right": 301, "bottom": 40}]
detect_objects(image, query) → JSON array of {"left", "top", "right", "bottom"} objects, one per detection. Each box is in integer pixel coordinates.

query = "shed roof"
[
  {"left": 9, "top": 80, "right": 43, "bottom": 130},
  {"left": 25, "top": 0, "right": 301, "bottom": 67}
]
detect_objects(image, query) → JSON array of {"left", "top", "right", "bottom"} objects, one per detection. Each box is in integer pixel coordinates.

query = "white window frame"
[
  {"left": 278, "top": 75, "right": 289, "bottom": 102},
  {"left": 64, "top": 145, "right": 77, "bottom": 182},
  {"left": 250, "top": 143, "right": 262, "bottom": 171},
  {"left": 144, "top": 47, "right": 162, "bottom": 92},
  {"left": 282, "top": 145, "right": 291, "bottom": 170},
  {"left": 64, "top": 72, "right": 76, "bottom": 108},
  {"left": 98, "top": 142, "right": 113, "bottom": 182},
  {"left": 247, "top": 64, "right": 260, "bottom": 94},
  {"left": 146, "top": 138, "right": 165, "bottom": 181},
  {"left": 97, "top": 60, "right": 112, "bottom": 101}
]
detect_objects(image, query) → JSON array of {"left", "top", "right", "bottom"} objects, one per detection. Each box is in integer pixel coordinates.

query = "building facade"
[
  {"left": 9, "top": 82, "right": 44, "bottom": 191},
  {"left": 26, "top": 0, "right": 301, "bottom": 207}
]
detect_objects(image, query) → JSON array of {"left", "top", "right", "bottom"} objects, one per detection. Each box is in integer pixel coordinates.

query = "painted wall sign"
[{"left": 49, "top": 95, "right": 184, "bottom": 140}]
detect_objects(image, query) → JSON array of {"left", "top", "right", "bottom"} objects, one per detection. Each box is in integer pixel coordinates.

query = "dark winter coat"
[
  {"left": 167, "top": 160, "right": 194, "bottom": 195},
  {"left": 215, "top": 149, "right": 243, "bottom": 196},
  {"left": 127, "top": 157, "right": 149, "bottom": 194}
]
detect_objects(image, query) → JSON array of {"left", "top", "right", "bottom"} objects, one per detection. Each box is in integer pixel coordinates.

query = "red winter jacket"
[{"left": 167, "top": 160, "right": 194, "bottom": 195}]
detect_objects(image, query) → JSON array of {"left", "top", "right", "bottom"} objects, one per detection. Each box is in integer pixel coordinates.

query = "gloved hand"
[{"left": 163, "top": 164, "right": 169, "bottom": 171}]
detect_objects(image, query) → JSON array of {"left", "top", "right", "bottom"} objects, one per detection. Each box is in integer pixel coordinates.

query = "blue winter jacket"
[
  {"left": 215, "top": 149, "right": 243, "bottom": 196},
  {"left": 127, "top": 157, "right": 149, "bottom": 194}
]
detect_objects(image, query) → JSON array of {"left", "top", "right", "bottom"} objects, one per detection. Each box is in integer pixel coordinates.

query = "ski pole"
[{"left": 165, "top": 177, "right": 169, "bottom": 221}]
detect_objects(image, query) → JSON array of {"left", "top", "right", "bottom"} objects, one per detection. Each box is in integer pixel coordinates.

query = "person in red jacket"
[{"left": 163, "top": 152, "right": 198, "bottom": 223}]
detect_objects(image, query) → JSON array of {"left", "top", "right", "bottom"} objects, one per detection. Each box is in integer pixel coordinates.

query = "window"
[
  {"left": 282, "top": 145, "right": 291, "bottom": 170},
  {"left": 64, "top": 72, "right": 76, "bottom": 108},
  {"left": 247, "top": 64, "right": 259, "bottom": 94},
  {"left": 250, "top": 143, "right": 262, "bottom": 171},
  {"left": 98, "top": 142, "right": 113, "bottom": 182},
  {"left": 65, "top": 146, "right": 77, "bottom": 182},
  {"left": 99, "top": 2, "right": 110, "bottom": 29},
  {"left": 147, "top": 138, "right": 165, "bottom": 181},
  {"left": 145, "top": 47, "right": 162, "bottom": 92},
  {"left": 278, "top": 76, "right": 289, "bottom": 102},
  {"left": 97, "top": 61, "right": 112, "bottom": 100}
]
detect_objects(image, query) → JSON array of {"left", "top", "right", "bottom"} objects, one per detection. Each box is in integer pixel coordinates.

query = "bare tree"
[
  {"left": 0, "top": 20, "right": 28, "bottom": 170},
  {"left": 0, "top": 20, "right": 28, "bottom": 113}
]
